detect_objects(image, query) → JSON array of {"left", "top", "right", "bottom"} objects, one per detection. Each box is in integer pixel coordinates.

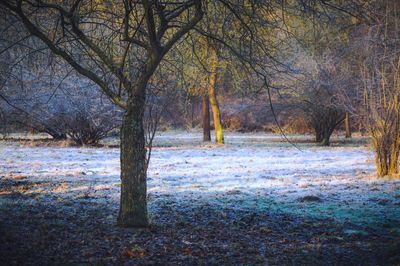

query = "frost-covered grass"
[
  {"left": 0, "top": 131, "right": 399, "bottom": 264},
  {"left": 1, "top": 132, "right": 399, "bottom": 228}
]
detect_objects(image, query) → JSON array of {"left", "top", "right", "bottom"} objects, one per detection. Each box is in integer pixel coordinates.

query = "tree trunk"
[
  {"left": 50, "top": 132, "right": 67, "bottom": 140},
  {"left": 320, "top": 133, "right": 330, "bottom": 146},
  {"left": 314, "top": 122, "right": 333, "bottom": 146},
  {"left": 345, "top": 112, "right": 351, "bottom": 138},
  {"left": 191, "top": 97, "right": 195, "bottom": 128},
  {"left": 118, "top": 96, "right": 149, "bottom": 227},
  {"left": 375, "top": 146, "right": 389, "bottom": 176},
  {"left": 389, "top": 146, "right": 399, "bottom": 175},
  {"left": 373, "top": 136, "right": 399, "bottom": 177},
  {"left": 315, "top": 126, "right": 323, "bottom": 143},
  {"left": 208, "top": 50, "right": 224, "bottom": 144},
  {"left": 202, "top": 94, "right": 211, "bottom": 142},
  {"left": 312, "top": 108, "right": 342, "bottom": 146},
  {"left": 44, "top": 127, "right": 67, "bottom": 140}
]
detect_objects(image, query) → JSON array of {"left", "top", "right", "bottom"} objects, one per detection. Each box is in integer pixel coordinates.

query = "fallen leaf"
[{"left": 122, "top": 246, "right": 146, "bottom": 258}]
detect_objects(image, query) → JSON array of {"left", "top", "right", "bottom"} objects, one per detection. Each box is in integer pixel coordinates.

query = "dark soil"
[{"left": 0, "top": 188, "right": 399, "bottom": 266}]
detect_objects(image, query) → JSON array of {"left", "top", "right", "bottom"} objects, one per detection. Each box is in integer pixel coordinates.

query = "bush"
[{"left": 62, "top": 110, "right": 119, "bottom": 146}]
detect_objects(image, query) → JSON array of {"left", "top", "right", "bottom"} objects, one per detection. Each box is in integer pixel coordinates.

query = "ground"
[{"left": 0, "top": 132, "right": 399, "bottom": 265}]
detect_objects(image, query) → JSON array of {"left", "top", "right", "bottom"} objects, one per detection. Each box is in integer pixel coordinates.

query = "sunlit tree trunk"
[
  {"left": 389, "top": 146, "right": 399, "bottom": 175},
  {"left": 191, "top": 97, "right": 195, "bottom": 128},
  {"left": 345, "top": 112, "right": 351, "bottom": 138},
  {"left": 118, "top": 91, "right": 148, "bottom": 227},
  {"left": 202, "top": 94, "right": 211, "bottom": 141},
  {"left": 373, "top": 134, "right": 400, "bottom": 177},
  {"left": 208, "top": 49, "right": 224, "bottom": 144}
]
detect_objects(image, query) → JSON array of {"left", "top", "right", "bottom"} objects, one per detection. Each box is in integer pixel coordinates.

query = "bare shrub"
[
  {"left": 360, "top": 3, "right": 400, "bottom": 176},
  {"left": 61, "top": 109, "right": 119, "bottom": 146},
  {"left": 290, "top": 54, "right": 346, "bottom": 146}
]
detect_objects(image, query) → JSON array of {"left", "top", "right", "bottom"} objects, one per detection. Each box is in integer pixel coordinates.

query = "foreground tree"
[{"left": 0, "top": 0, "right": 204, "bottom": 227}]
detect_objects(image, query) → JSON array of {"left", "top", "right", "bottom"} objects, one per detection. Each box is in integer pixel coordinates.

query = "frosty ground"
[{"left": 0, "top": 132, "right": 399, "bottom": 265}]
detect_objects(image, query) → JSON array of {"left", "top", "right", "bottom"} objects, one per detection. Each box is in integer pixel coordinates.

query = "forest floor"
[{"left": 0, "top": 132, "right": 399, "bottom": 265}]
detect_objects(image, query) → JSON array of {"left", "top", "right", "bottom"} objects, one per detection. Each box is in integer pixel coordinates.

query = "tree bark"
[
  {"left": 375, "top": 146, "right": 389, "bottom": 176},
  {"left": 191, "top": 97, "right": 195, "bottom": 128},
  {"left": 345, "top": 112, "right": 351, "bottom": 138},
  {"left": 312, "top": 108, "right": 343, "bottom": 146},
  {"left": 208, "top": 50, "right": 224, "bottom": 144},
  {"left": 389, "top": 147, "right": 399, "bottom": 175},
  {"left": 118, "top": 95, "right": 149, "bottom": 227},
  {"left": 46, "top": 129, "right": 67, "bottom": 140},
  {"left": 320, "top": 131, "right": 331, "bottom": 146},
  {"left": 202, "top": 94, "right": 211, "bottom": 141},
  {"left": 315, "top": 126, "right": 323, "bottom": 143},
  {"left": 373, "top": 136, "right": 400, "bottom": 177}
]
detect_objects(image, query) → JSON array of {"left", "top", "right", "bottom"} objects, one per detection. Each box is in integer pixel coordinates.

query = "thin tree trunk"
[
  {"left": 389, "top": 149, "right": 399, "bottom": 175},
  {"left": 191, "top": 97, "right": 195, "bottom": 128},
  {"left": 118, "top": 95, "right": 148, "bottom": 227},
  {"left": 202, "top": 94, "right": 211, "bottom": 141},
  {"left": 388, "top": 137, "right": 400, "bottom": 175},
  {"left": 315, "top": 126, "right": 323, "bottom": 143},
  {"left": 375, "top": 148, "right": 389, "bottom": 176},
  {"left": 47, "top": 131, "right": 67, "bottom": 140},
  {"left": 208, "top": 49, "right": 224, "bottom": 144},
  {"left": 372, "top": 133, "right": 400, "bottom": 177},
  {"left": 345, "top": 112, "right": 352, "bottom": 138}
]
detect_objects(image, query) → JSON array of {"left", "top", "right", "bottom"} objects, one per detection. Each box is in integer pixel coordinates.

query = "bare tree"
[
  {"left": 283, "top": 52, "right": 347, "bottom": 146},
  {"left": 0, "top": 0, "right": 203, "bottom": 227}
]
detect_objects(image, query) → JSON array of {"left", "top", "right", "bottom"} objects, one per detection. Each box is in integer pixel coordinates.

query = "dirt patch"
[{"left": 298, "top": 195, "right": 322, "bottom": 202}]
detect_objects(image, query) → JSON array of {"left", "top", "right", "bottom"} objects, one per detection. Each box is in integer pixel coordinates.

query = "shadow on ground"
[{"left": 0, "top": 184, "right": 399, "bottom": 266}]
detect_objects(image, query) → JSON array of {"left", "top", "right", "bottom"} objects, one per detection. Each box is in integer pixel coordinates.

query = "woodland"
[{"left": 0, "top": 0, "right": 399, "bottom": 265}]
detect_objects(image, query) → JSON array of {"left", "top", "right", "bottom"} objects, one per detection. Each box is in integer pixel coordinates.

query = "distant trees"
[
  {"left": 179, "top": 35, "right": 225, "bottom": 144},
  {"left": 0, "top": 43, "right": 120, "bottom": 145},
  {"left": 276, "top": 1, "right": 361, "bottom": 146},
  {"left": 0, "top": 15, "right": 121, "bottom": 144}
]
